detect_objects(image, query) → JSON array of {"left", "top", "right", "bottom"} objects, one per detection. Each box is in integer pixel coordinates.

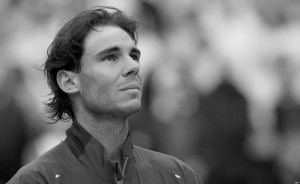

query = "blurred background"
[{"left": 1, "top": 0, "right": 300, "bottom": 183}]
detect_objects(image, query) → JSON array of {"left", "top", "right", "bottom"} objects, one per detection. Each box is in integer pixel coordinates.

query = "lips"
[{"left": 119, "top": 83, "right": 142, "bottom": 91}]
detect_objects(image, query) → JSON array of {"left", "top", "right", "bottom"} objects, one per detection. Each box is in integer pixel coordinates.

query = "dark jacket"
[{"left": 7, "top": 121, "right": 202, "bottom": 184}]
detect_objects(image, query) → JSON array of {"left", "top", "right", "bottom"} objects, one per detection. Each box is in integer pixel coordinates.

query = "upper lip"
[{"left": 119, "top": 83, "right": 142, "bottom": 91}]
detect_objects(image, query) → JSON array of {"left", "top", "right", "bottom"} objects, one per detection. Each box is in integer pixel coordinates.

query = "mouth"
[{"left": 119, "top": 83, "right": 142, "bottom": 91}]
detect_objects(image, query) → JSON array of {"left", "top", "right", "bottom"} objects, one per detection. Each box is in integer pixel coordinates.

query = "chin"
[{"left": 119, "top": 101, "right": 141, "bottom": 117}]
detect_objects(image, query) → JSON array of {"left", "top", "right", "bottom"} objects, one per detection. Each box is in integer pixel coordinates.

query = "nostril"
[
  {"left": 126, "top": 70, "right": 136, "bottom": 76},
  {"left": 125, "top": 67, "right": 139, "bottom": 76},
  {"left": 123, "top": 62, "right": 140, "bottom": 76}
]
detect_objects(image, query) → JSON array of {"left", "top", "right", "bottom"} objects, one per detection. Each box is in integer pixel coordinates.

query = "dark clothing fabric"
[{"left": 7, "top": 121, "right": 201, "bottom": 184}]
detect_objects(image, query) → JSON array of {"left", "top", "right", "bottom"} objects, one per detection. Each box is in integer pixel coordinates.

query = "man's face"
[{"left": 76, "top": 25, "right": 143, "bottom": 118}]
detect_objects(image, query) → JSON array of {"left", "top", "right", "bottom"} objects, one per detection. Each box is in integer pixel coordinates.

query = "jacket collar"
[{"left": 64, "top": 119, "right": 133, "bottom": 176}]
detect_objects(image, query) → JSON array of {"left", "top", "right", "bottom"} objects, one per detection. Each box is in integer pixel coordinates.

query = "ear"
[{"left": 57, "top": 70, "right": 79, "bottom": 94}]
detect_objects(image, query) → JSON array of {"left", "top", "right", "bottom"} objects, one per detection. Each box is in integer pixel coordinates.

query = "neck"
[{"left": 75, "top": 113, "right": 129, "bottom": 164}]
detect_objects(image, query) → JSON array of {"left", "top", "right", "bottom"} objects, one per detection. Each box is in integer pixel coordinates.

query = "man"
[{"left": 8, "top": 7, "right": 201, "bottom": 184}]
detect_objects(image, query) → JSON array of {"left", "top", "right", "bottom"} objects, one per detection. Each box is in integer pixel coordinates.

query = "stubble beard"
[{"left": 87, "top": 101, "right": 141, "bottom": 120}]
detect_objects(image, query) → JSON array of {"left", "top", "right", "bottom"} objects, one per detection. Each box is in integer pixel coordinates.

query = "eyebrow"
[
  {"left": 96, "top": 46, "right": 141, "bottom": 57},
  {"left": 96, "top": 47, "right": 120, "bottom": 57}
]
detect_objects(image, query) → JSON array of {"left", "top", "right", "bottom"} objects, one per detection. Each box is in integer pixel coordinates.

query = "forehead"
[{"left": 83, "top": 25, "right": 135, "bottom": 52}]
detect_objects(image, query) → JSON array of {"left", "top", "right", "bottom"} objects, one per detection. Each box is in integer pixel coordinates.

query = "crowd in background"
[{"left": 1, "top": 0, "right": 300, "bottom": 183}]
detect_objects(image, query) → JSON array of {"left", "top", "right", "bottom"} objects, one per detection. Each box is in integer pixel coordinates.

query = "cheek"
[
  {"left": 80, "top": 74, "right": 116, "bottom": 102},
  {"left": 78, "top": 65, "right": 121, "bottom": 102},
  {"left": 79, "top": 78, "right": 112, "bottom": 112},
  {"left": 97, "top": 81, "right": 114, "bottom": 99}
]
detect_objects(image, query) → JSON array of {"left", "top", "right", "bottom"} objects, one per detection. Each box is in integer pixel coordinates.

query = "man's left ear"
[{"left": 56, "top": 70, "right": 79, "bottom": 94}]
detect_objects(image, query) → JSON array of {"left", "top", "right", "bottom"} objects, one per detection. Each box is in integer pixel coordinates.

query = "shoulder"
[
  {"left": 7, "top": 165, "right": 47, "bottom": 184},
  {"left": 7, "top": 142, "right": 73, "bottom": 184},
  {"left": 133, "top": 145, "right": 203, "bottom": 184}
]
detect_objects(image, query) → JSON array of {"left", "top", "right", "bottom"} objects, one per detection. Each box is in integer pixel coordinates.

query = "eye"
[
  {"left": 103, "top": 55, "right": 118, "bottom": 61},
  {"left": 130, "top": 54, "right": 140, "bottom": 62}
]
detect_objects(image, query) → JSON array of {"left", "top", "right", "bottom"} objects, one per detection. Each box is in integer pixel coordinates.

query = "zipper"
[
  {"left": 121, "top": 157, "right": 129, "bottom": 184},
  {"left": 122, "top": 157, "right": 129, "bottom": 177},
  {"left": 115, "top": 157, "right": 130, "bottom": 184}
]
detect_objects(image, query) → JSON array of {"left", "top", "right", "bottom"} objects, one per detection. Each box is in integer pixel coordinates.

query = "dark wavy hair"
[{"left": 43, "top": 7, "right": 139, "bottom": 123}]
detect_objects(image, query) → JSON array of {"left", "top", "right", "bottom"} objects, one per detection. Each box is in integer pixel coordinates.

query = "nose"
[{"left": 123, "top": 57, "right": 140, "bottom": 77}]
